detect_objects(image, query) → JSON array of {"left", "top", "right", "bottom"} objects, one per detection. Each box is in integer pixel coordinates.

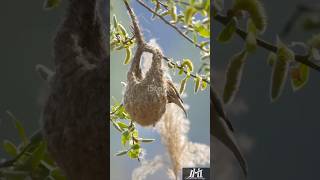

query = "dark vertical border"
[
  {"left": 210, "top": 0, "right": 215, "bottom": 179},
  {"left": 103, "top": 0, "right": 111, "bottom": 178}
]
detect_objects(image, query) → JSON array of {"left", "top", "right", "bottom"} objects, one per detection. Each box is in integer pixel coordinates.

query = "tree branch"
[
  {"left": 163, "top": 56, "right": 210, "bottom": 84},
  {"left": 214, "top": 14, "right": 320, "bottom": 72},
  {"left": 136, "top": 0, "right": 209, "bottom": 53}
]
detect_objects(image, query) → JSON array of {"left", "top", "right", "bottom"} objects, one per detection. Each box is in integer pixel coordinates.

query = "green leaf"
[
  {"left": 128, "top": 144, "right": 140, "bottom": 159},
  {"left": 121, "top": 130, "right": 130, "bottom": 146},
  {"left": 194, "top": 23, "right": 210, "bottom": 38},
  {"left": 193, "top": 32, "right": 198, "bottom": 44},
  {"left": 19, "top": 141, "right": 46, "bottom": 171},
  {"left": 3, "top": 140, "right": 17, "bottom": 157},
  {"left": 232, "top": 0, "right": 267, "bottom": 33},
  {"left": 217, "top": 17, "right": 237, "bottom": 43},
  {"left": 179, "top": 77, "right": 188, "bottom": 94},
  {"left": 111, "top": 120, "right": 123, "bottom": 132},
  {"left": 267, "top": 52, "right": 277, "bottom": 66},
  {"left": 194, "top": 75, "right": 202, "bottom": 93},
  {"left": 50, "top": 168, "right": 66, "bottom": 180},
  {"left": 131, "top": 144, "right": 140, "bottom": 150},
  {"left": 118, "top": 24, "right": 128, "bottom": 37},
  {"left": 290, "top": 64, "right": 309, "bottom": 91},
  {"left": 115, "top": 150, "right": 129, "bottom": 156},
  {"left": 181, "top": 59, "right": 194, "bottom": 72},
  {"left": 43, "top": 0, "right": 61, "bottom": 10},
  {"left": 201, "top": 80, "right": 208, "bottom": 91},
  {"left": 138, "top": 138, "right": 155, "bottom": 143},
  {"left": 124, "top": 48, "right": 132, "bottom": 65},
  {"left": 7, "top": 111, "right": 29, "bottom": 146},
  {"left": 245, "top": 19, "right": 257, "bottom": 52},
  {"left": 270, "top": 38, "right": 293, "bottom": 102},
  {"left": 132, "top": 130, "right": 139, "bottom": 139},
  {"left": 1, "top": 170, "right": 29, "bottom": 180},
  {"left": 117, "top": 122, "right": 128, "bottom": 129},
  {"left": 113, "top": 15, "right": 118, "bottom": 28},
  {"left": 223, "top": 50, "right": 248, "bottom": 104},
  {"left": 170, "top": 5, "right": 178, "bottom": 23},
  {"left": 184, "top": 6, "right": 197, "bottom": 25}
]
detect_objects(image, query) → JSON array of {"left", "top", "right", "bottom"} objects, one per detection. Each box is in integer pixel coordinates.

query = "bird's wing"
[
  {"left": 166, "top": 80, "right": 187, "bottom": 117},
  {"left": 211, "top": 87, "right": 248, "bottom": 177}
]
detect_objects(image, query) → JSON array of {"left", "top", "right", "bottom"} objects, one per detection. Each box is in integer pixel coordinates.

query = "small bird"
[
  {"left": 123, "top": 0, "right": 186, "bottom": 126},
  {"left": 211, "top": 86, "right": 248, "bottom": 177}
]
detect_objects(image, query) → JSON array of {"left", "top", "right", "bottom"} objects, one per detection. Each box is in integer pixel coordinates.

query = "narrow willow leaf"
[
  {"left": 233, "top": 0, "right": 267, "bottom": 33},
  {"left": 170, "top": 5, "right": 178, "bottom": 23},
  {"left": 43, "top": 0, "right": 61, "bottom": 10},
  {"left": 121, "top": 132, "right": 130, "bottom": 146},
  {"left": 194, "top": 75, "right": 202, "bottom": 93},
  {"left": 184, "top": 7, "right": 197, "bottom": 25},
  {"left": 267, "top": 52, "right": 277, "bottom": 66},
  {"left": 132, "top": 130, "right": 139, "bottom": 139},
  {"left": 115, "top": 150, "right": 129, "bottom": 156},
  {"left": 217, "top": 17, "right": 237, "bottom": 43},
  {"left": 193, "top": 32, "right": 198, "bottom": 44},
  {"left": 7, "top": 111, "right": 28, "bottom": 146},
  {"left": 194, "top": 23, "right": 210, "bottom": 38},
  {"left": 270, "top": 56, "right": 289, "bottom": 102},
  {"left": 179, "top": 77, "right": 188, "bottom": 94},
  {"left": 30, "top": 142, "right": 46, "bottom": 170},
  {"left": 3, "top": 140, "right": 17, "bottom": 157},
  {"left": 124, "top": 48, "right": 132, "bottom": 65},
  {"left": 270, "top": 38, "right": 293, "bottom": 102},
  {"left": 113, "top": 15, "right": 118, "bottom": 28},
  {"left": 118, "top": 24, "right": 128, "bottom": 37},
  {"left": 181, "top": 59, "right": 194, "bottom": 72},
  {"left": 223, "top": 50, "right": 248, "bottom": 104},
  {"left": 290, "top": 64, "right": 309, "bottom": 91},
  {"left": 117, "top": 122, "right": 128, "bottom": 129},
  {"left": 138, "top": 138, "right": 155, "bottom": 143},
  {"left": 1, "top": 170, "right": 29, "bottom": 180},
  {"left": 246, "top": 19, "right": 257, "bottom": 52},
  {"left": 111, "top": 120, "right": 123, "bottom": 132}
]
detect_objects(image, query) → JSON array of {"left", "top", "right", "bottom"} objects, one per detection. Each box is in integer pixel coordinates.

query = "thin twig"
[
  {"left": 136, "top": 0, "right": 209, "bottom": 53},
  {"left": 163, "top": 56, "right": 210, "bottom": 84},
  {"left": 0, "top": 142, "right": 32, "bottom": 169},
  {"left": 214, "top": 14, "right": 320, "bottom": 72}
]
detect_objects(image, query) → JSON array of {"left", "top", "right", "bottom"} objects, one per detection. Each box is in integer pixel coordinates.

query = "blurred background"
[
  {"left": 213, "top": 0, "right": 320, "bottom": 180},
  {"left": 110, "top": 0, "right": 210, "bottom": 179},
  {"left": 0, "top": 0, "right": 64, "bottom": 159},
  {"left": 0, "top": 0, "right": 210, "bottom": 180}
]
